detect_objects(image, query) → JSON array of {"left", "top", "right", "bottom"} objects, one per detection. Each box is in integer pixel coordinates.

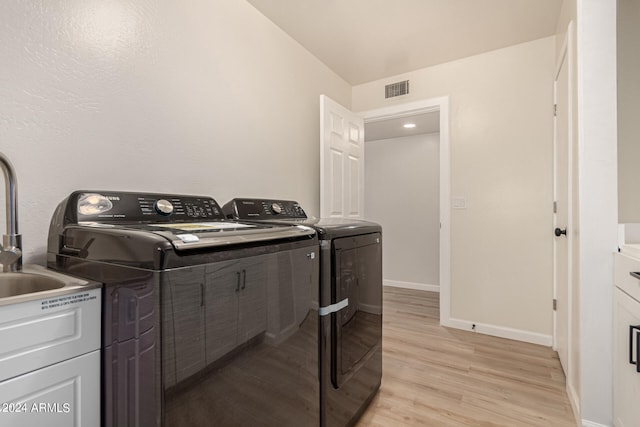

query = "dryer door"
[{"left": 331, "top": 232, "right": 382, "bottom": 388}]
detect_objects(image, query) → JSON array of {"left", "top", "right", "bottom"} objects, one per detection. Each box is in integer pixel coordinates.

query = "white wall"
[
  {"left": 556, "top": 0, "right": 618, "bottom": 425},
  {"left": 354, "top": 37, "right": 556, "bottom": 340},
  {"left": 364, "top": 133, "right": 440, "bottom": 290},
  {"left": 0, "top": 0, "right": 351, "bottom": 264},
  {"left": 576, "top": 0, "right": 618, "bottom": 425}
]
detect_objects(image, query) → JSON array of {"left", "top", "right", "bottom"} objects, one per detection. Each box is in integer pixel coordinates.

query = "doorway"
[
  {"left": 360, "top": 97, "right": 451, "bottom": 323},
  {"left": 364, "top": 112, "right": 440, "bottom": 293}
]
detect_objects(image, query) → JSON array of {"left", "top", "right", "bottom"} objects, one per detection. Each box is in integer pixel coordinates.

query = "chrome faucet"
[{"left": 0, "top": 152, "right": 21, "bottom": 272}]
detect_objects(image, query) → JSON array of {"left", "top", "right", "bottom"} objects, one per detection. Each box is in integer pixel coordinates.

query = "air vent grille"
[{"left": 385, "top": 80, "right": 409, "bottom": 98}]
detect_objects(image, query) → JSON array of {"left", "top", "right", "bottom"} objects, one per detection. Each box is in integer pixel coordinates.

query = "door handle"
[
  {"left": 319, "top": 298, "right": 349, "bottom": 316},
  {"left": 554, "top": 227, "right": 567, "bottom": 237}
]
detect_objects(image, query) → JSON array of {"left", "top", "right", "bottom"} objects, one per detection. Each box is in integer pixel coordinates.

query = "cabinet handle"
[
  {"left": 630, "top": 272, "right": 640, "bottom": 281},
  {"left": 637, "top": 329, "right": 640, "bottom": 374},
  {"left": 200, "top": 283, "right": 204, "bottom": 307},
  {"left": 630, "top": 325, "right": 640, "bottom": 369},
  {"left": 241, "top": 269, "right": 246, "bottom": 290},
  {"left": 236, "top": 272, "right": 241, "bottom": 293}
]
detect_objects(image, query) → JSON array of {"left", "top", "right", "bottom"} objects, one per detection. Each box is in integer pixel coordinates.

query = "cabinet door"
[
  {"left": 166, "top": 269, "right": 206, "bottom": 384},
  {"left": 0, "top": 350, "right": 100, "bottom": 427},
  {"left": 614, "top": 287, "right": 640, "bottom": 427},
  {"left": 238, "top": 255, "right": 269, "bottom": 344},
  {"left": 205, "top": 260, "right": 240, "bottom": 364}
]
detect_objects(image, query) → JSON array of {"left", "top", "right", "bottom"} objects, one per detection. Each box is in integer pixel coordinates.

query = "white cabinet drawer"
[
  {"left": 0, "top": 288, "right": 100, "bottom": 382},
  {"left": 0, "top": 350, "right": 100, "bottom": 427},
  {"left": 615, "top": 252, "right": 640, "bottom": 303}
]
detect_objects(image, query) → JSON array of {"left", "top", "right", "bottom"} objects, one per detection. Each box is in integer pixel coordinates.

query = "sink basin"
[
  {"left": 0, "top": 265, "right": 101, "bottom": 306},
  {"left": 0, "top": 273, "right": 65, "bottom": 298}
]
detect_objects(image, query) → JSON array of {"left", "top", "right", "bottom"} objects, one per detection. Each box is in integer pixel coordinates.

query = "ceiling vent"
[{"left": 385, "top": 80, "right": 409, "bottom": 98}]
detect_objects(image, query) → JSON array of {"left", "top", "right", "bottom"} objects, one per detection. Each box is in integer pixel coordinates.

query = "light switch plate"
[{"left": 452, "top": 197, "right": 467, "bottom": 209}]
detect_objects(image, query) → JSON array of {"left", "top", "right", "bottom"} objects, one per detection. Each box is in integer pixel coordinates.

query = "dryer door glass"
[{"left": 332, "top": 232, "right": 382, "bottom": 388}]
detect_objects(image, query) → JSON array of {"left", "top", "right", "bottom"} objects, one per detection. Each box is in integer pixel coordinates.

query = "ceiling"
[
  {"left": 365, "top": 111, "right": 440, "bottom": 142},
  {"left": 246, "top": 0, "right": 563, "bottom": 85}
]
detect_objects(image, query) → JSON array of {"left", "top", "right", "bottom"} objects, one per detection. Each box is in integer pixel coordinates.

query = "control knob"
[
  {"left": 155, "top": 199, "right": 174, "bottom": 216},
  {"left": 271, "top": 203, "right": 282, "bottom": 214}
]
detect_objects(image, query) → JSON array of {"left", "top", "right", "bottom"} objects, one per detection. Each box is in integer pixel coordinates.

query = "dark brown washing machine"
[
  {"left": 47, "top": 191, "right": 320, "bottom": 426},
  {"left": 223, "top": 198, "right": 383, "bottom": 427}
]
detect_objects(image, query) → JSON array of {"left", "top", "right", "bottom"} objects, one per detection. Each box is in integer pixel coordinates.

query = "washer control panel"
[
  {"left": 154, "top": 199, "right": 174, "bottom": 216},
  {"left": 222, "top": 198, "right": 307, "bottom": 220},
  {"left": 73, "top": 191, "right": 225, "bottom": 223}
]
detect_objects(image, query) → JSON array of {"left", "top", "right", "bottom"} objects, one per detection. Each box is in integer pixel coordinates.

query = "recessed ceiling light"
[{"left": 403, "top": 123, "right": 416, "bottom": 129}]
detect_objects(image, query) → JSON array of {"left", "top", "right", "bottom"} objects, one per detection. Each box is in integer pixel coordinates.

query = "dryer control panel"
[{"left": 223, "top": 198, "right": 307, "bottom": 220}]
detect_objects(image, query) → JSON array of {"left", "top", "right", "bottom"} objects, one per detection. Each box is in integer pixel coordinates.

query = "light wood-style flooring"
[{"left": 357, "top": 287, "right": 577, "bottom": 427}]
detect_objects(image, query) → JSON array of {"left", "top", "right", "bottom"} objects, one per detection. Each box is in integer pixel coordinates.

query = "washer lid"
[
  {"left": 149, "top": 223, "right": 316, "bottom": 250},
  {"left": 72, "top": 219, "right": 316, "bottom": 251}
]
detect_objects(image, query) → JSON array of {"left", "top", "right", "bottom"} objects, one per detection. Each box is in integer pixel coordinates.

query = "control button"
[
  {"left": 271, "top": 203, "right": 282, "bottom": 214},
  {"left": 155, "top": 199, "right": 174, "bottom": 216}
]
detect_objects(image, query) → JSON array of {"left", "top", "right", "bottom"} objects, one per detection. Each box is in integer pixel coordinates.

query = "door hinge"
[
  {"left": 553, "top": 299, "right": 557, "bottom": 311},
  {"left": 553, "top": 201, "right": 557, "bottom": 214},
  {"left": 553, "top": 104, "right": 557, "bottom": 117}
]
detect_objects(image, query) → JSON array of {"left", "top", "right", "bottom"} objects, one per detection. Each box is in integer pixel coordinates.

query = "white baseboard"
[
  {"left": 384, "top": 279, "right": 439, "bottom": 293},
  {"left": 441, "top": 317, "right": 553, "bottom": 347},
  {"left": 567, "top": 382, "right": 581, "bottom": 427},
  {"left": 581, "top": 420, "right": 609, "bottom": 427}
]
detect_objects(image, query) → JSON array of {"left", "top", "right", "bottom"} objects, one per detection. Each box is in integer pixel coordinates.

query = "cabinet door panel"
[
  {"left": 205, "top": 261, "right": 240, "bottom": 363},
  {"left": 238, "top": 256, "right": 269, "bottom": 343},
  {"left": 0, "top": 288, "right": 100, "bottom": 382},
  {"left": 0, "top": 350, "right": 100, "bottom": 427},
  {"left": 171, "top": 282, "right": 205, "bottom": 383}
]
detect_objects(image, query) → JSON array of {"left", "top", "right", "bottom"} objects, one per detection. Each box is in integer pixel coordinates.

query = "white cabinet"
[
  {"left": 0, "top": 287, "right": 101, "bottom": 427},
  {"left": 614, "top": 252, "right": 640, "bottom": 427}
]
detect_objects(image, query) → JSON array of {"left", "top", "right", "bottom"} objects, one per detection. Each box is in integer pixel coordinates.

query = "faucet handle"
[
  {"left": 1, "top": 234, "right": 22, "bottom": 272},
  {"left": 0, "top": 246, "right": 21, "bottom": 270}
]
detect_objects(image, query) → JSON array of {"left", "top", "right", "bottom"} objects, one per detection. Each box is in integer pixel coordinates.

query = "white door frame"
[{"left": 359, "top": 96, "right": 451, "bottom": 324}]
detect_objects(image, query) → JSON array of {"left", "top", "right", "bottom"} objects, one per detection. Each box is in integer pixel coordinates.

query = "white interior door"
[
  {"left": 553, "top": 49, "right": 570, "bottom": 375},
  {"left": 320, "top": 95, "right": 364, "bottom": 219}
]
